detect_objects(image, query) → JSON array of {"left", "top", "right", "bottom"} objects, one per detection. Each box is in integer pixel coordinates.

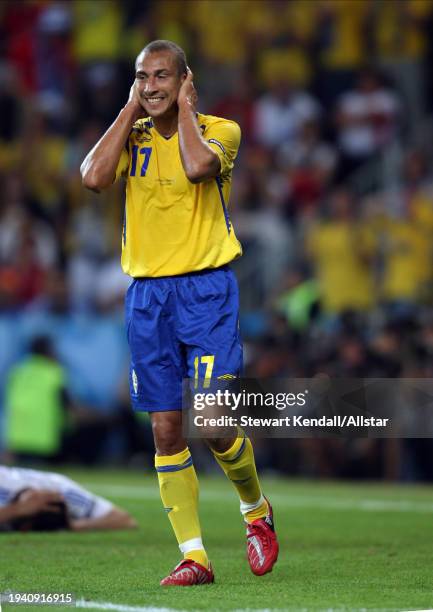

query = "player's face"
[{"left": 135, "top": 51, "right": 185, "bottom": 118}]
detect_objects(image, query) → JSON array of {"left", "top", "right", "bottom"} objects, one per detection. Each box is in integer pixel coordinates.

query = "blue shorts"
[{"left": 125, "top": 266, "right": 243, "bottom": 412}]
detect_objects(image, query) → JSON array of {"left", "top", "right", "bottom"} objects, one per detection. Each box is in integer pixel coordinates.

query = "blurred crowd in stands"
[{"left": 1, "top": 0, "right": 433, "bottom": 480}]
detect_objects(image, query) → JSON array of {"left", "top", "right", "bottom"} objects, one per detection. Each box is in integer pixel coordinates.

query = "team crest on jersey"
[
  {"left": 132, "top": 120, "right": 153, "bottom": 142},
  {"left": 132, "top": 369, "right": 138, "bottom": 394}
]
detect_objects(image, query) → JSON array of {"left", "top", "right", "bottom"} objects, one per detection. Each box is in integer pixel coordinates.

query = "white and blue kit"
[{"left": 0, "top": 466, "right": 113, "bottom": 523}]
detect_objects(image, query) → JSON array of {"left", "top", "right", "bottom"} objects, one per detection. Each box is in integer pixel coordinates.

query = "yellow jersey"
[
  {"left": 115, "top": 113, "right": 243, "bottom": 277},
  {"left": 307, "top": 221, "right": 376, "bottom": 313}
]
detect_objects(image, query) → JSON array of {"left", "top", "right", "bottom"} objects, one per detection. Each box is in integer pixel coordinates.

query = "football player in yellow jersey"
[{"left": 81, "top": 40, "right": 278, "bottom": 586}]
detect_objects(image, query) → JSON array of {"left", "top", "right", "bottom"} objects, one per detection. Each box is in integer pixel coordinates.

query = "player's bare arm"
[
  {"left": 70, "top": 507, "right": 138, "bottom": 531},
  {"left": 177, "top": 69, "right": 221, "bottom": 183},
  {"left": 80, "top": 83, "right": 145, "bottom": 192}
]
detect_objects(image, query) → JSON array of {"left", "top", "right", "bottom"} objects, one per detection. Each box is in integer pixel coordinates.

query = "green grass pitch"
[{"left": 1, "top": 469, "right": 433, "bottom": 611}]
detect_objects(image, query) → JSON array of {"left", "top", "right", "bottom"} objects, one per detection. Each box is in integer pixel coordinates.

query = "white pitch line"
[
  {"left": 76, "top": 600, "right": 186, "bottom": 612},
  {"left": 76, "top": 601, "right": 401, "bottom": 612},
  {"left": 82, "top": 483, "right": 433, "bottom": 514}
]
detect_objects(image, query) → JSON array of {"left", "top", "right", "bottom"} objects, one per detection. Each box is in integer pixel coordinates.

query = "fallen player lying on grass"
[{"left": 0, "top": 466, "right": 138, "bottom": 531}]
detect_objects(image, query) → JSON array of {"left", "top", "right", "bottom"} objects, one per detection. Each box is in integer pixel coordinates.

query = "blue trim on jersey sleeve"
[
  {"left": 215, "top": 176, "right": 231, "bottom": 234},
  {"left": 122, "top": 204, "right": 127, "bottom": 246}
]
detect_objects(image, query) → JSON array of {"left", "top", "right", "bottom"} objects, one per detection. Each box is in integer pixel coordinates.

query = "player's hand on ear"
[
  {"left": 15, "top": 490, "right": 65, "bottom": 517},
  {"left": 127, "top": 81, "right": 148, "bottom": 122},
  {"left": 178, "top": 68, "right": 198, "bottom": 110}
]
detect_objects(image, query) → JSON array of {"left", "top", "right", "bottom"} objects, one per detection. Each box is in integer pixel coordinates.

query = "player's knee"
[{"left": 151, "top": 416, "right": 184, "bottom": 455}]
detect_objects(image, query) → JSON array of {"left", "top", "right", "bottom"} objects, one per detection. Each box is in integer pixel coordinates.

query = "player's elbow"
[
  {"left": 185, "top": 153, "right": 220, "bottom": 184},
  {"left": 81, "top": 171, "right": 105, "bottom": 192},
  {"left": 80, "top": 161, "right": 111, "bottom": 192},
  {"left": 186, "top": 172, "right": 205, "bottom": 184},
  {"left": 82, "top": 178, "right": 101, "bottom": 192}
]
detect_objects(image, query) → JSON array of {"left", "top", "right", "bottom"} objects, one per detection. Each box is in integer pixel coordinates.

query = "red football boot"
[
  {"left": 246, "top": 498, "right": 279, "bottom": 576},
  {"left": 160, "top": 559, "right": 215, "bottom": 586}
]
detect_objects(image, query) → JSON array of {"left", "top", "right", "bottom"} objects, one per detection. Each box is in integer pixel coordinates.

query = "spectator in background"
[
  {"left": 72, "top": 0, "right": 122, "bottom": 65},
  {"left": 235, "top": 188, "right": 295, "bottom": 297},
  {"left": 21, "top": 108, "right": 69, "bottom": 224},
  {"left": 5, "top": 336, "right": 71, "bottom": 463},
  {"left": 379, "top": 204, "right": 432, "bottom": 310},
  {"left": 335, "top": 68, "right": 400, "bottom": 180},
  {"left": 247, "top": 0, "right": 315, "bottom": 94},
  {"left": 0, "top": 225, "right": 48, "bottom": 309},
  {"left": 273, "top": 269, "right": 320, "bottom": 333},
  {"left": 2, "top": 1, "right": 41, "bottom": 94},
  {"left": 0, "top": 172, "right": 58, "bottom": 310},
  {"left": 4, "top": 335, "right": 115, "bottom": 466},
  {"left": 305, "top": 187, "right": 377, "bottom": 315},
  {"left": 277, "top": 119, "right": 338, "bottom": 214},
  {"left": 368, "top": 323, "right": 404, "bottom": 378},
  {"left": 367, "top": 0, "right": 431, "bottom": 127},
  {"left": 0, "top": 172, "right": 58, "bottom": 268},
  {"left": 185, "top": 0, "right": 245, "bottom": 66},
  {"left": 253, "top": 77, "right": 320, "bottom": 149},
  {"left": 35, "top": 2, "right": 74, "bottom": 110},
  {"left": 233, "top": 149, "right": 295, "bottom": 297},
  {"left": 210, "top": 73, "right": 255, "bottom": 144},
  {"left": 66, "top": 197, "right": 120, "bottom": 312},
  {"left": 334, "top": 332, "right": 369, "bottom": 377},
  {"left": 64, "top": 120, "right": 126, "bottom": 312},
  {"left": 313, "top": 0, "right": 370, "bottom": 105}
]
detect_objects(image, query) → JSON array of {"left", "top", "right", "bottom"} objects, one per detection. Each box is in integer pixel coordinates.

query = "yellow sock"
[
  {"left": 155, "top": 447, "right": 208, "bottom": 567},
  {"left": 212, "top": 431, "right": 268, "bottom": 523}
]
